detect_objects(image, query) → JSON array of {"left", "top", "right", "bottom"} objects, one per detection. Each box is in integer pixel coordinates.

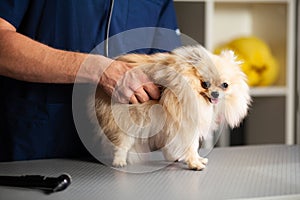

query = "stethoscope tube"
[{"left": 105, "top": 0, "right": 115, "bottom": 58}]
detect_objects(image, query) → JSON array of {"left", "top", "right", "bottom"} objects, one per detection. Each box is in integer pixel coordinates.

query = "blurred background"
[{"left": 173, "top": 0, "right": 299, "bottom": 146}]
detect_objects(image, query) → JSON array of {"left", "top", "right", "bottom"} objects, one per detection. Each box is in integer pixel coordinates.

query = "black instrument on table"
[{"left": 0, "top": 173, "right": 72, "bottom": 193}]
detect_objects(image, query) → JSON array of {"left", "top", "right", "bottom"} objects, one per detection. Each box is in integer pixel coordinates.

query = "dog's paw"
[
  {"left": 200, "top": 157, "right": 208, "bottom": 165},
  {"left": 187, "top": 157, "right": 208, "bottom": 171},
  {"left": 112, "top": 157, "right": 127, "bottom": 167}
]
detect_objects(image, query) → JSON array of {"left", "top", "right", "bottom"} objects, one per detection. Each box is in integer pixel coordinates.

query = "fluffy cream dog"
[{"left": 92, "top": 45, "right": 251, "bottom": 170}]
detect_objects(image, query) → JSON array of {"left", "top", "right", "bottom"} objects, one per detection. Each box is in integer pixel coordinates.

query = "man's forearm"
[
  {"left": 0, "top": 27, "right": 112, "bottom": 84},
  {"left": 0, "top": 29, "right": 82, "bottom": 83}
]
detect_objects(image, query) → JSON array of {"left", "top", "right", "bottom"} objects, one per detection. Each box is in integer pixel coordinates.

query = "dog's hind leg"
[{"left": 112, "top": 134, "right": 135, "bottom": 167}]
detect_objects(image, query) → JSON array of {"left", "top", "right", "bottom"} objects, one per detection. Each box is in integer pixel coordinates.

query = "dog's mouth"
[
  {"left": 201, "top": 93, "right": 219, "bottom": 104},
  {"left": 209, "top": 97, "right": 219, "bottom": 104}
]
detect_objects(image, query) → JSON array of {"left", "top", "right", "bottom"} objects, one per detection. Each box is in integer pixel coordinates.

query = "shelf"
[{"left": 250, "top": 86, "right": 286, "bottom": 97}]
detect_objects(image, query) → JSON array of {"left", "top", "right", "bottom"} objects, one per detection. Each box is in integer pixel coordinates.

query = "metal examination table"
[{"left": 0, "top": 145, "right": 299, "bottom": 200}]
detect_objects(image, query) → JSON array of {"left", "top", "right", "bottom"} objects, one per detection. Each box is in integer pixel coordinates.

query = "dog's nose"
[{"left": 211, "top": 91, "right": 219, "bottom": 98}]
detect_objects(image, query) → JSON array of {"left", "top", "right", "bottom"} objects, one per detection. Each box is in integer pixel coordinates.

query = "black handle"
[{"left": 0, "top": 173, "right": 72, "bottom": 192}]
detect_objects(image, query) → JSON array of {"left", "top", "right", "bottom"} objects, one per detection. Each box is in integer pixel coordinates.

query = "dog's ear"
[
  {"left": 173, "top": 45, "right": 212, "bottom": 65},
  {"left": 223, "top": 92, "right": 251, "bottom": 129},
  {"left": 220, "top": 52, "right": 251, "bottom": 128},
  {"left": 220, "top": 50, "right": 243, "bottom": 66}
]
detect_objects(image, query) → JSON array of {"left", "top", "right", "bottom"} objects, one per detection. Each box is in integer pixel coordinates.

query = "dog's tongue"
[{"left": 211, "top": 98, "right": 218, "bottom": 104}]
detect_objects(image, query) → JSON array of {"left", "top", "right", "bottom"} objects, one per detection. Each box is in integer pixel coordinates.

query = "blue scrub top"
[{"left": 0, "top": 0, "right": 180, "bottom": 161}]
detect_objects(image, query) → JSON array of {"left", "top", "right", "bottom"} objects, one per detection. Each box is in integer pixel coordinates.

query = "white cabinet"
[{"left": 174, "top": 0, "right": 296, "bottom": 145}]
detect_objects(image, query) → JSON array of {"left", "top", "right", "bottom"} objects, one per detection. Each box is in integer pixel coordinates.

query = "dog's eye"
[
  {"left": 201, "top": 81, "right": 211, "bottom": 89},
  {"left": 221, "top": 82, "right": 229, "bottom": 89}
]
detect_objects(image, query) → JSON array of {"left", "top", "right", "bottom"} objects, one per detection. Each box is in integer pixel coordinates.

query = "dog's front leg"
[
  {"left": 185, "top": 149, "right": 208, "bottom": 170},
  {"left": 184, "top": 139, "right": 208, "bottom": 170}
]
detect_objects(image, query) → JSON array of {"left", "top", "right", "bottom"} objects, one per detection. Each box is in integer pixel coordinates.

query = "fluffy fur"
[{"left": 92, "top": 45, "right": 251, "bottom": 170}]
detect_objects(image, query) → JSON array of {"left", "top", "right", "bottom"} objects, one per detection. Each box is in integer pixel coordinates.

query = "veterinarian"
[{"left": 0, "top": 0, "right": 180, "bottom": 161}]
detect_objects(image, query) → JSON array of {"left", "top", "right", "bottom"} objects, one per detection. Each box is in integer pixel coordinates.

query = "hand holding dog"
[{"left": 99, "top": 60, "right": 160, "bottom": 104}]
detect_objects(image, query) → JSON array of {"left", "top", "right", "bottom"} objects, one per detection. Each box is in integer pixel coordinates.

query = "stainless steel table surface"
[{"left": 0, "top": 145, "right": 299, "bottom": 200}]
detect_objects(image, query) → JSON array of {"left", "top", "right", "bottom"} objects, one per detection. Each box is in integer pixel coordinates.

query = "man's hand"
[{"left": 99, "top": 60, "right": 160, "bottom": 104}]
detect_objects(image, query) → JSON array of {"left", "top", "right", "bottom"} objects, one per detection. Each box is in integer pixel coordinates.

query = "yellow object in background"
[{"left": 214, "top": 36, "right": 279, "bottom": 86}]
